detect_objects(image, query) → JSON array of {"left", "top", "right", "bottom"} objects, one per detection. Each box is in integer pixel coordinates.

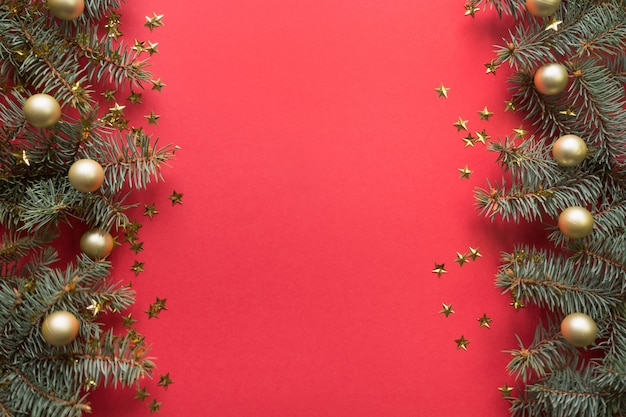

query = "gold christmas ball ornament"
[
  {"left": 80, "top": 228, "right": 114, "bottom": 259},
  {"left": 558, "top": 206, "right": 594, "bottom": 239},
  {"left": 68, "top": 159, "right": 105, "bottom": 192},
  {"left": 47, "top": 0, "right": 85, "bottom": 20},
  {"left": 526, "top": 0, "right": 562, "bottom": 17},
  {"left": 534, "top": 63, "right": 569, "bottom": 95},
  {"left": 41, "top": 311, "right": 80, "bottom": 346},
  {"left": 552, "top": 134, "right": 588, "bottom": 167},
  {"left": 561, "top": 312, "right": 597, "bottom": 347},
  {"left": 23, "top": 93, "right": 62, "bottom": 128}
]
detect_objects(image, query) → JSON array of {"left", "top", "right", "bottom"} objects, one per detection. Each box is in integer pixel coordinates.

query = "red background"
[{"left": 84, "top": 1, "right": 547, "bottom": 416}]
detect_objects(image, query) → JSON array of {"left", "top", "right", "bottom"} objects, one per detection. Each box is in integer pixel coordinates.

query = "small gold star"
[
  {"left": 145, "top": 41, "right": 159, "bottom": 56},
  {"left": 130, "top": 241, "right": 144, "bottom": 254},
  {"left": 440, "top": 303, "right": 455, "bottom": 318},
  {"left": 135, "top": 387, "right": 150, "bottom": 401},
  {"left": 122, "top": 314, "right": 137, "bottom": 328},
  {"left": 432, "top": 263, "right": 447, "bottom": 278},
  {"left": 435, "top": 83, "right": 450, "bottom": 98},
  {"left": 474, "top": 130, "right": 490, "bottom": 145},
  {"left": 485, "top": 59, "right": 499, "bottom": 75},
  {"left": 464, "top": 3, "right": 480, "bottom": 17},
  {"left": 132, "top": 39, "right": 146, "bottom": 53},
  {"left": 131, "top": 260, "right": 145, "bottom": 275},
  {"left": 478, "top": 106, "right": 493, "bottom": 121},
  {"left": 505, "top": 100, "right": 516, "bottom": 112},
  {"left": 127, "top": 219, "right": 143, "bottom": 233},
  {"left": 151, "top": 78, "right": 167, "bottom": 92},
  {"left": 477, "top": 313, "right": 492, "bottom": 328},
  {"left": 559, "top": 106, "right": 577, "bottom": 118},
  {"left": 148, "top": 399, "right": 162, "bottom": 414},
  {"left": 145, "top": 111, "right": 160, "bottom": 125},
  {"left": 498, "top": 383, "right": 514, "bottom": 397},
  {"left": 109, "top": 102, "right": 126, "bottom": 116},
  {"left": 455, "top": 335, "right": 470, "bottom": 350},
  {"left": 127, "top": 91, "right": 142, "bottom": 105},
  {"left": 458, "top": 165, "right": 472, "bottom": 179},
  {"left": 455, "top": 252, "right": 470, "bottom": 267},
  {"left": 86, "top": 299, "right": 101, "bottom": 316},
  {"left": 101, "top": 89, "right": 116, "bottom": 101},
  {"left": 513, "top": 125, "right": 528, "bottom": 139},
  {"left": 468, "top": 247, "right": 482, "bottom": 261},
  {"left": 168, "top": 190, "right": 183, "bottom": 205},
  {"left": 545, "top": 18, "right": 563, "bottom": 31},
  {"left": 158, "top": 373, "right": 173, "bottom": 390},
  {"left": 462, "top": 133, "right": 476, "bottom": 147},
  {"left": 453, "top": 117, "right": 469, "bottom": 132},
  {"left": 510, "top": 299, "right": 525, "bottom": 310},
  {"left": 143, "top": 203, "right": 158, "bottom": 219},
  {"left": 145, "top": 297, "right": 167, "bottom": 319},
  {"left": 145, "top": 13, "right": 164, "bottom": 31}
]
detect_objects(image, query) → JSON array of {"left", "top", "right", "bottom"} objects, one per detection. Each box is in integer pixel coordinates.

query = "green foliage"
[
  {"left": 473, "top": 0, "right": 626, "bottom": 415},
  {"left": 0, "top": 0, "right": 173, "bottom": 416}
]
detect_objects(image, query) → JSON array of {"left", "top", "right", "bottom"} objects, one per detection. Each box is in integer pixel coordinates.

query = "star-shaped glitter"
[
  {"left": 109, "top": 102, "right": 126, "bottom": 116},
  {"left": 464, "top": 3, "right": 479, "bottom": 17},
  {"left": 130, "top": 241, "right": 144, "bottom": 254},
  {"left": 432, "top": 263, "right": 447, "bottom": 278},
  {"left": 435, "top": 83, "right": 450, "bottom": 98},
  {"left": 455, "top": 335, "right": 470, "bottom": 350},
  {"left": 132, "top": 39, "right": 146, "bottom": 53},
  {"left": 504, "top": 100, "right": 516, "bottom": 112},
  {"left": 145, "top": 13, "right": 164, "bottom": 31},
  {"left": 148, "top": 399, "right": 162, "bottom": 414},
  {"left": 485, "top": 59, "right": 499, "bottom": 75},
  {"left": 86, "top": 299, "right": 102, "bottom": 316},
  {"left": 458, "top": 165, "right": 472, "bottom": 180},
  {"left": 127, "top": 219, "right": 143, "bottom": 233},
  {"left": 454, "top": 252, "right": 470, "bottom": 267},
  {"left": 462, "top": 133, "right": 476, "bottom": 147},
  {"left": 545, "top": 18, "right": 563, "bottom": 31},
  {"left": 510, "top": 299, "right": 525, "bottom": 311},
  {"left": 131, "top": 260, "right": 145, "bottom": 275},
  {"left": 474, "top": 130, "right": 489, "bottom": 145},
  {"left": 453, "top": 117, "right": 469, "bottom": 132},
  {"left": 158, "top": 373, "right": 173, "bottom": 390},
  {"left": 478, "top": 106, "right": 493, "bottom": 121},
  {"left": 145, "top": 111, "right": 160, "bottom": 125},
  {"left": 122, "top": 314, "right": 137, "bottom": 328},
  {"left": 127, "top": 91, "right": 142, "bottom": 105},
  {"left": 559, "top": 106, "right": 577, "bottom": 118},
  {"left": 498, "top": 383, "right": 514, "bottom": 397},
  {"left": 477, "top": 313, "right": 492, "bottom": 328},
  {"left": 145, "top": 297, "right": 167, "bottom": 319},
  {"left": 145, "top": 41, "right": 159, "bottom": 56},
  {"left": 151, "top": 78, "right": 167, "bottom": 92},
  {"left": 135, "top": 387, "right": 150, "bottom": 401},
  {"left": 440, "top": 303, "right": 455, "bottom": 318},
  {"left": 513, "top": 125, "right": 528, "bottom": 139},
  {"left": 168, "top": 190, "right": 183, "bottom": 205},
  {"left": 144, "top": 203, "right": 158, "bottom": 219},
  {"left": 468, "top": 247, "right": 482, "bottom": 261}
]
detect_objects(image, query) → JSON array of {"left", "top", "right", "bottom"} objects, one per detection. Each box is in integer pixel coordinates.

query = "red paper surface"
[{"left": 83, "top": 1, "right": 548, "bottom": 416}]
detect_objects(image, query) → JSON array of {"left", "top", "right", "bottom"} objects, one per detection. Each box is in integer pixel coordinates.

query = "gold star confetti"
[
  {"left": 148, "top": 399, "right": 162, "bottom": 414},
  {"left": 130, "top": 241, "right": 144, "bottom": 254},
  {"left": 143, "top": 203, "right": 158, "bottom": 219},
  {"left": 151, "top": 78, "right": 167, "bottom": 92},
  {"left": 468, "top": 247, "right": 482, "bottom": 261},
  {"left": 145, "top": 297, "right": 167, "bottom": 319},
  {"left": 498, "top": 383, "right": 514, "bottom": 397},
  {"left": 510, "top": 299, "right": 525, "bottom": 310},
  {"left": 12, "top": 150, "right": 30, "bottom": 166},
  {"left": 545, "top": 18, "right": 563, "bottom": 31},
  {"left": 145, "top": 111, "right": 160, "bottom": 125},
  {"left": 101, "top": 89, "right": 116, "bottom": 101},
  {"left": 458, "top": 165, "right": 472, "bottom": 180},
  {"left": 127, "top": 91, "right": 142, "bottom": 105},
  {"left": 127, "top": 219, "right": 143, "bottom": 233},
  {"left": 462, "top": 133, "right": 476, "bottom": 147},
  {"left": 513, "top": 125, "right": 528, "bottom": 139},
  {"left": 559, "top": 106, "right": 577, "bottom": 118},
  {"left": 505, "top": 100, "right": 516, "bottom": 112},
  {"left": 145, "top": 41, "right": 159, "bottom": 56},
  {"left": 464, "top": 3, "right": 479, "bottom": 17},
  {"left": 109, "top": 102, "right": 126, "bottom": 116},
  {"left": 440, "top": 303, "right": 455, "bottom": 318},
  {"left": 453, "top": 117, "right": 469, "bottom": 132},
  {"left": 474, "top": 130, "right": 490, "bottom": 144},
  {"left": 432, "top": 263, "right": 447, "bottom": 278},
  {"left": 144, "top": 13, "right": 164, "bottom": 31},
  {"left": 485, "top": 59, "right": 499, "bottom": 75},
  {"left": 477, "top": 313, "right": 492, "bottom": 328},
  {"left": 122, "top": 314, "right": 137, "bottom": 328},
  {"left": 478, "top": 106, "right": 493, "bottom": 121},
  {"left": 158, "top": 373, "right": 173, "bottom": 390},
  {"left": 435, "top": 83, "right": 450, "bottom": 98},
  {"left": 455, "top": 252, "right": 470, "bottom": 267},
  {"left": 135, "top": 387, "right": 150, "bottom": 401},
  {"left": 131, "top": 260, "right": 145, "bottom": 275},
  {"left": 168, "top": 190, "right": 183, "bottom": 205},
  {"left": 86, "top": 299, "right": 101, "bottom": 316},
  {"left": 132, "top": 39, "right": 146, "bottom": 53},
  {"left": 455, "top": 335, "right": 470, "bottom": 350}
]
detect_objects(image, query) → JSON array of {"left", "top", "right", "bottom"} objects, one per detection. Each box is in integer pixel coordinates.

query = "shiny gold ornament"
[
  {"left": 41, "top": 311, "right": 80, "bottom": 346},
  {"left": 80, "top": 228, "right": 114, "bottom": 259},
  {"left": 552, "top": 134, "right": 587, "bottom": 167},
  {"left": 47, "top": 0, "right": 85, "bottom": 20},
  {"left": 561, "top": 312, "right": 597, "bottom": 347},
  {"left": 525, "top": 0, "right": 561, "bottom": 17},
  {"left": 558, "top": 206, "right": 594, "bottom": 239},
  {"left": 68, "top": 159, "right": 104, "bottom": 192},
  {"left": 23, "top": 94, "right": 62, "bottom": 128},
  {"left": 534, "top": 63, "right": 568, "bottom": 95}
]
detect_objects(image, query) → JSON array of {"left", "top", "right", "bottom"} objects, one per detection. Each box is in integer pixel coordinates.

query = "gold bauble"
[
  {"left": 526, "top": 0, "right": 562, "bottom": 17},
  {"left": 23, "top": 94, "right": 62, "bottom": 128},
  {"left": 80, "top": 228, "right": 114, "bottom": 259},
  {"left": 68, "top": 159, "right": 105, "bottom": 192},
  {"left": 552, "top": 134, "right": 587, "bottom": 167},
  {"left": 47, "top": 0, "right": 85, "bottom": 20},
  {"left": 534, "top": 63, "right": 568, "bottom": 95},
  {"left": 561, "top": 312, "right": 597, "bottom": 347},
  {"left": 558, "top": 206, "right": 594, "bottom": 239},
  {"left": 41, "top": 311, "right": 80, "bottom": 346}
]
